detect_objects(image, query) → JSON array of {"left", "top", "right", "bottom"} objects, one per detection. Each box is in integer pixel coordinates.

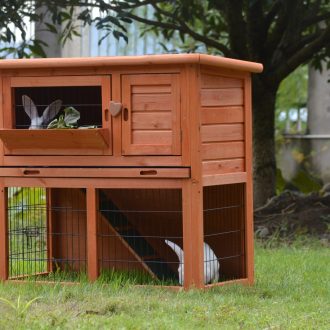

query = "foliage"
[
  {"left": 47, "top": 106, "right": 80, "bottom": 128},
  {"left": 0, "top": 296, "right": 40, "bottom": 319},
  {"left": 8, "top": 187, "right": 46, "bottom": 224},
  {"left": 275, "top": 65, "right": 308, "bottom": 134},
  {"left": 290, "top": 169, "right": 323, "bottom": 193},
  {"left": 47, "top": 106, "right": 97, "bottom": 129},
  {"left": 1, "top": 1, "right": 330, "bottom": 205},
  {"left": 0, "top": 243, "right": 329, "bottom": 328}
]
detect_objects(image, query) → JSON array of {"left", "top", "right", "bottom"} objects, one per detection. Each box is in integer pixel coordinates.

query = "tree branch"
[
  {"left": 302, "top": 12, "right": 330, "bottom": 28},
  {"left": 273, "top": 24, "right": 330, "bottom": 84},
  {"left": 223, "top": 0, "right": 248, "bottom": 58},
  {"left": 264, "top": 0, "right": 281, "bottom": 33},
  {"left": 127, "top": 4, "right": 234, "bottom": 57},
  {"left": 246, "top": 0, "right": 267, "bottom": 60},
  {"left": 286, "top": 32, "right": 320, "bottom": 57}
]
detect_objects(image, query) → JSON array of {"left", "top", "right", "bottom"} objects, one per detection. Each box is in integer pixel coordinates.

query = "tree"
[{"left": 1, "top": 0, "right": 330, "bottom": 206}]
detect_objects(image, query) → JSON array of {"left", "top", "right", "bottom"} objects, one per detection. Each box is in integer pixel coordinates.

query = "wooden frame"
[
  {"left": 0, "top": 54, "right": 262, "bottom": 289},
  {"left": 1, "top": 75, "right": 112, "bottom": 156},
  {"left": 0, "top": 183, "right": 8, "bottom": 281},
  {"left": 121, "top": 73, "right": 181, "bottom": 155}
]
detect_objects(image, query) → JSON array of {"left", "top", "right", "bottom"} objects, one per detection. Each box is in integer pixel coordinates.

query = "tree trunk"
[{"left": 252, "top": 77, "right": 278, "bottom": 208}]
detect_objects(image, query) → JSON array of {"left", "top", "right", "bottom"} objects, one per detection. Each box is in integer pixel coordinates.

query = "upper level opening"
[{"left": 14, "top": 86, "right": 102, "bottom": 129}]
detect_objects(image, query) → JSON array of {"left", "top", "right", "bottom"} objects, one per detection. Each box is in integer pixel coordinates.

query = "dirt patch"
[{"left": 254, "top": 191, "right": 330, "bottom": 243}]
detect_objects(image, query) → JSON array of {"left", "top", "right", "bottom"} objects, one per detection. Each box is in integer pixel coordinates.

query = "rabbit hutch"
[{"left": 0, "top": 54, "right": 262, "bottom": 289}]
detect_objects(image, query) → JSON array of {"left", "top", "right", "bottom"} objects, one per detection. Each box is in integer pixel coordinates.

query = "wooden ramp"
[
  {"left": 50, "top": 188, "right": 178, "bottom": 282},
  {"left": 99, "top": 190, "right": 178, "bottom": 281}
]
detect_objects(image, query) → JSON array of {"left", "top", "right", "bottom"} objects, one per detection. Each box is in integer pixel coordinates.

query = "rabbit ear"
[
  {"left": 42, "top": 99, "right": 62, "bottom": 123},
  {"left": 22, "top": 95, "right": 38, "bottom": 120}
]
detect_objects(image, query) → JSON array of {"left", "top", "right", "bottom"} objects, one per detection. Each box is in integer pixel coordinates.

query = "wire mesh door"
[
  {"left": 203, "top": 184, "right": 246, "bottom": 284},
  {"left": 7, "top": 187, "right": 87, "bottom": 282},
  {"left": 7, "top": 187, "right": 48, "bottom": 279}
]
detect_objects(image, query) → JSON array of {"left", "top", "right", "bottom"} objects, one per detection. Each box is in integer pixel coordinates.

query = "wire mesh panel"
[
  {"left": 97, "top": 188, "right": 183, "bottom": 286},
  {"left": 8, "top": 187, "right": 48, "bottom": 279},
  {"left": 14, "top": 86, "right": 102, "bottom": 129},
  {"left": 203, "top": 184, "right": 246, "bottom": 283},
  {"left": 7, "top": 187, "right": 87, "bottom": 282}
]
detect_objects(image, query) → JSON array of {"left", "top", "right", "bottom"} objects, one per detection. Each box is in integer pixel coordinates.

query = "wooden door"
[{"left": 121, "top": 74, "right": 181, "bottom": 155}]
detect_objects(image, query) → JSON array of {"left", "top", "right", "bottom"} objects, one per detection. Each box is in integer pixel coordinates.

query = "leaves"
[
  {"left": 47, "top": 107, "right": 80, "bottom": 129},
  {"left": 0, "top": 296, "right": 41, "bottom": 319},
  {"left": 64, "top": 107, "right": 80, "bottom": 125}
]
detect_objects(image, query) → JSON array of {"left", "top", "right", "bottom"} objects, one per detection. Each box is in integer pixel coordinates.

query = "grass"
[{"left": 0, "top": 241, "right": 329, "bottom": 329}]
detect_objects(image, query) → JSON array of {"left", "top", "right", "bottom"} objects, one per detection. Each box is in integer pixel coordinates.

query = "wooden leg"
[
  {"left": 245, "top": 181, "right": 254, "bottom": 284},
  {"left": 87, "top": 188, "right": 99, "bottom": 281},
  {"left": 46, "top": 188, "right": 53, "bottom": 273},
  {"left": 182, "top": 180, "right": 204, "bottom": 289},
  {"left": 0, "top": 185, "right": 8, "bottom": 281}
]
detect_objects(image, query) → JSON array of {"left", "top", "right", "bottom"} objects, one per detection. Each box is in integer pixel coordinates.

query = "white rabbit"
[
  {"left": 165, "top": 239, "right": 220, "bottom": 285},
  {"left": 22, "top": 95, "right": 62, "bottom": 129}
]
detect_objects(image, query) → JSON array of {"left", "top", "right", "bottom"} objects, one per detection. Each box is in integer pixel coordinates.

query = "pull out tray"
[{"left": 0, "top": 167, "right": 190, "bottom": 179}]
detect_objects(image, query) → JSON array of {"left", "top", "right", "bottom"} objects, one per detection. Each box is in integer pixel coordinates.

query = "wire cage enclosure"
[
  {"left": 7, "top": 187, "right": 87, "bottom": 282},
  {"left": 14, "top": 86, "right": 102, "bottom": 129},
  {"left": 203, "top": 184, "right": 246, "bottom": 283},
  {"left": 97, "top": 188, "right": 183, "bottom": 285},
  {"left": 6, "top": 186, "right": 185, "bottom": 285}
]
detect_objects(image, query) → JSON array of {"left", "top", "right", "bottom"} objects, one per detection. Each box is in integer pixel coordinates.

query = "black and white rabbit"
[{"left": 22, "top": 95, "right": 62, "bottom": 129}]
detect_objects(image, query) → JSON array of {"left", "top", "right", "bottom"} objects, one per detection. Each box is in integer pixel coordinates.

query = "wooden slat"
[
  {"left": 132, "top": 112, "right": 172, "bottom": 130},
  {"left": 132, "top": 85, "right": 171, "bottom": 94},
  {"left": 201, "top": 106, "right": 244, "bottom": 124},
  {"left": 132, "top": 94, "right": 172, "bottom": 111},
  {"left": 0, "top": 128, "right": 109, "bottom": 151},
  {"left": 202, "top": 141, "right": 245, "bottom": 160},
  {"left": 132, "top": 130, "right": 172, "bottom": 144},
  {"left": 201, "top": 124, "right": 244, "bottom": 142},
  {"left": 0, "top": 77, "right": 4, "bottom": 166},
  {"left": 0, "top": 185, "right": 8, "bottom": 280},
  {"left": 201, "top": 88, "right": 243, "bottom": 107},
  {"left": 2, "top": 155, "right": 183, "bottom": 167},
  {"left": 201, "top": 74, "right": 243, "bottom": 89},
  {"left": 46, "top": 189, "right": 53, "bottom": 273},
  {"left": 2, "top": 177, "right": 183, "bottom": 189},
  {"left": 184, "top": 65, "right": 204, "bottom": 289},
  {"left": 180, "top": 68, "right": 190, "bottom": 165},
  {"left": 0, "top": 54, "right": 263, "bottom": 73},
  {"left": 202, "top": 158, "right": 245, "bottom": 175},
  {"left": 10, "top": 76, "right": 103, "bottom": 87},
  {"left": 202, "top": 172, "right": 247, "bottom": 186},
  {"left": 170, "top": 74, "right": 181, "bottom": 155},
  {"left": 101, "top": 76, "right": 112, "bottom": 155},
  {"left": 0, "top": 167, "right": 190, "bottom": 178},
  {"left": 87, "top": 188, "right": 98, "bottom": 281},
  {"left": 125, "top": 73, "right": 173, "bottom": 85},
  {"left": 244, "top": 75, "right": 254, "bottom": 285},
  {"left": 111, "top": 72, "right": 122, "bottom": 157}
]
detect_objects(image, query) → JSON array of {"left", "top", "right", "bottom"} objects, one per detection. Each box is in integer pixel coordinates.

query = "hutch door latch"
[{"left": 109, "top": 101, "right": 123, "bottom": 117}]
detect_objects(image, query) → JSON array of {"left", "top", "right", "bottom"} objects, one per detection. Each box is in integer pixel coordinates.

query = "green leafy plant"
[
  {"left": 0, "top": 296, "right": 40, "bottom": 318},
  {"left": 47, "top": 107, "right": 97, "bottom": 129},
  {"left": 47, "top": 107, "right": 80, "bottom": 129}
]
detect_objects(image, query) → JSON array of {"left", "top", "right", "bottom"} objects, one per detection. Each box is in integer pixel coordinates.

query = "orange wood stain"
[{"left": 0, "top": 54, "right": 262, "bottom": 289}]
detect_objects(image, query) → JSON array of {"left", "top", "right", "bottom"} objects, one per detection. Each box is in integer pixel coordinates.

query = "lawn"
[{"left": 0, "top": 241, "right": 329, "bottom": 329}]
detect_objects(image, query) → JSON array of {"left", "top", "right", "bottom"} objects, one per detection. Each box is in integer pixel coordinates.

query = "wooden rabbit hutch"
[{"left": 0, "top": 54, "right": 262, "bottom": 289}]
